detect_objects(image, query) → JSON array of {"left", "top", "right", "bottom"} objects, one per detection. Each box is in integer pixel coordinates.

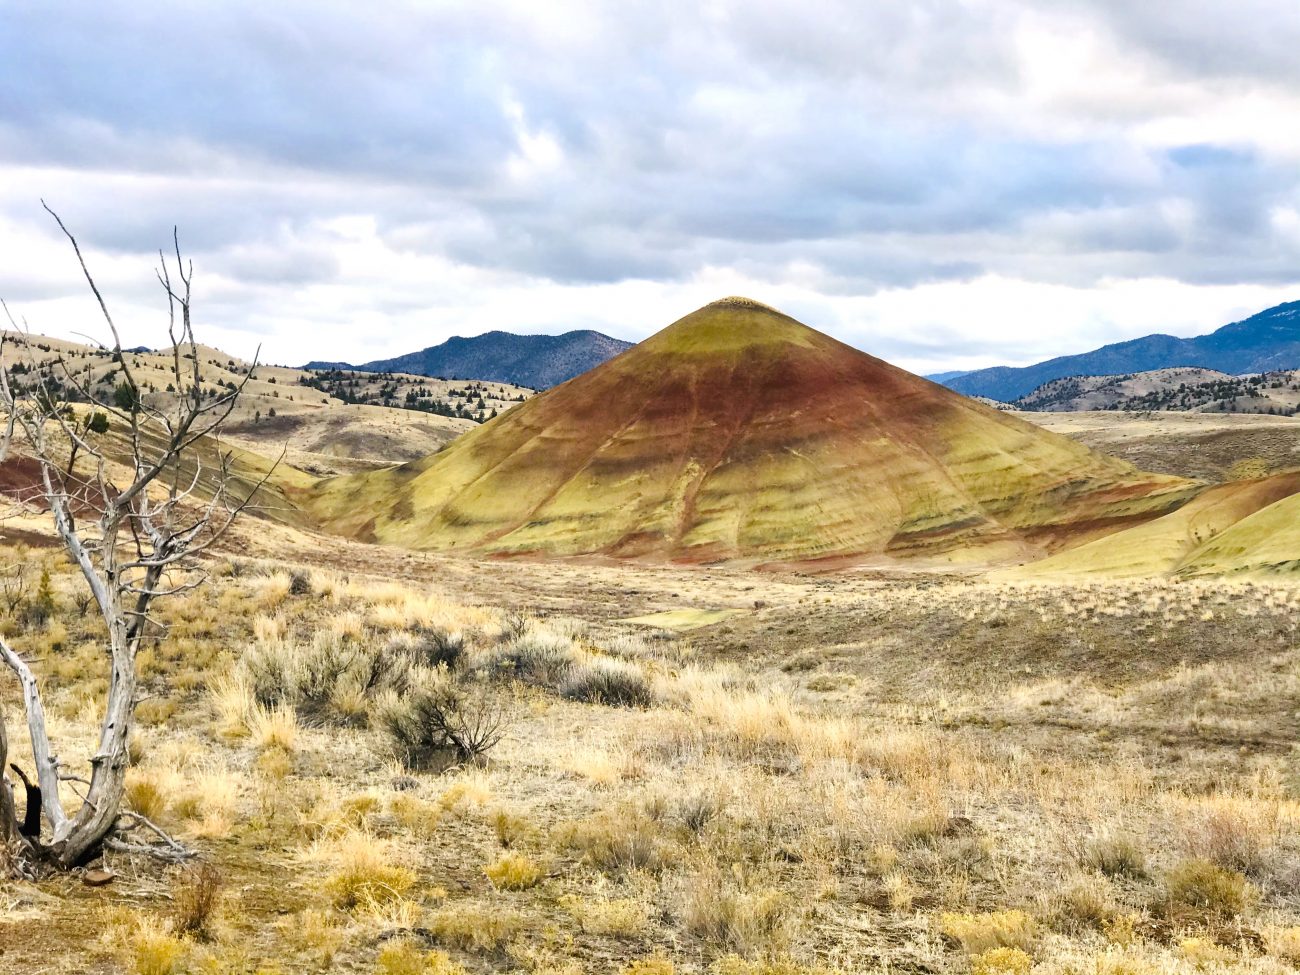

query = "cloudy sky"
[{"left": 2, "top": 1, "right": 1299, "bottom": 373}]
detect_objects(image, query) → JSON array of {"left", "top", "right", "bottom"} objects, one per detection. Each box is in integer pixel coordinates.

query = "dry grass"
[
  {"left": 1163, "top": 859, "right": 1253, "bottom": 916},
  {"left": 940, "top": 911, "right": 1039, "bottom": 955},
  {"left": 309, "top": 831, "right": 419, "bottom": 910},
  {"left": 683, "top": 869, "right": 793, "bottom": 957},
  {"left": 170, "top": 863, "right": 224, "bottom": 938},
  {"left": 247, "top": 702, "right": 299, "bottom": 751},
  {"left": 4, "top": 539, "right": 1300, "bottom": 974}
]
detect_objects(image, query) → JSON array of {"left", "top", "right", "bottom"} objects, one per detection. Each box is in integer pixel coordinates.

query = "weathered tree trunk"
[
  {"left": 53, "top": 614, "right": 136, "bottom": 865},
  {"left": 0, "top": 702, "right": 15, "bottom": 846}
]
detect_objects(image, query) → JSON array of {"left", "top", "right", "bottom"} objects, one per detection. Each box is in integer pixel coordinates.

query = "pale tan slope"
[
  {"left": 1, "top": 332, "right": 536, "bottom": 473},
  {"left": 303, "top": 298, "right": 1195, "bottom": 566}
]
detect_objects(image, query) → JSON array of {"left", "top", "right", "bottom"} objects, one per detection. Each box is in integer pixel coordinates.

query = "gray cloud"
[{"left": 1, "top": 0, "right": 1299, "bottom": 367}]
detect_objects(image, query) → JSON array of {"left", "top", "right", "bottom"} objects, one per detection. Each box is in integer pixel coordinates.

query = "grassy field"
[{"left": 2, "top": 524, "right": 1298, "bottom": 975}]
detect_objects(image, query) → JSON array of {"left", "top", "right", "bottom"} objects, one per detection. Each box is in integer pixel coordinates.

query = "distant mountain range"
[
  {"left": 305, "top": 330, "right": 633, "bottom": 390},
  {"left": 938, "top": 301, "right": 1300, "bottom": 401}
]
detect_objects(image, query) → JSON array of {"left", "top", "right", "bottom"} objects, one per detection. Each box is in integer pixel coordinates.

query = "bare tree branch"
[{"left": 0, "top": 207, "right": 269, "bottom": 869}]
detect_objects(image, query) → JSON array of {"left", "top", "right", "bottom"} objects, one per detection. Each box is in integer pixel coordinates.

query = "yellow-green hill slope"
[
  {"left": 1177, "top": 488, "right": 1300, "bottom": 577},
  {"left": 1000, "top": 471, "right": 1300, "bottom": 579}
]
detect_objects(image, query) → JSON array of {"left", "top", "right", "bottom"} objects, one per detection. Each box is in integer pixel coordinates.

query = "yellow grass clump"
[
  {"left": 940, "top": 910, "right": 1039, "bottom": 955},
  {"left": 309, "top": 832, "right": 418, "bottom": 910},
  {"left": 483, "top": 852, "right": 543, "bottom": 891}
]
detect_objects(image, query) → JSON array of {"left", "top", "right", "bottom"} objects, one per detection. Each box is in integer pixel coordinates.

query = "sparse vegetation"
[{"left": 1, "top": 537, "right": 1299, "bottom": 972}]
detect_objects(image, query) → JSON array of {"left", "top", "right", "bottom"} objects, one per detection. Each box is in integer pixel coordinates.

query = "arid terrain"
[
  {"left": 1020, "top": 412, "right": 1300, "bottom": 484},
  {"left": 7, "top": 5, "right": 1300, "bottom": 974},
  {"left": 2, "top": 308, "right": 1299, "bottom": 975},
  {"left": 1, "top": 388, "right": 1299, "bottom": 975},
  {"left": 2, "top": 517, "right": 1299, "bottom": 975}
]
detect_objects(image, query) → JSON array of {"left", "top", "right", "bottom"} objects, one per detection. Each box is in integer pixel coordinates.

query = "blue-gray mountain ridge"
[
  {"left": 306, "top": 329, "right": 633, "bottom": 390},
  {"left": 935, "top": 301, "right": 1300, "bottom": 401}
]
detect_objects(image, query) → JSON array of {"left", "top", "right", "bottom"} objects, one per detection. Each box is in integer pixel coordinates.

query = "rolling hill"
[
  {"left": 945, "top": 300, "right": 1300, "bottom": 401},
  {"left": 1014, "top": 367, "right": 1300, "bottom": 415},
  {"left": 305, "top": 329, "right": 633, "bottom": 390},
  {"left": 303, "top": 297, "right": 1195, "bottom": 566},
  {"left": 0, "top": 332, "right": 536, "bottom": 475}
]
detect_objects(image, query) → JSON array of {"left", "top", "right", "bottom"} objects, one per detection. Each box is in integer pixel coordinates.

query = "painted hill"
[
  {"left": 945, "top": 301, "right": 1300, "bottom": 401},
  {"left": 305, "top": 329, "right": 633, "bottom": 389},
  {"left": 303, "top": 298, "right": 1194, "bottom": 566},
  {"left": 1014, "top": 368, "right": 1300, "bottom": 415}
]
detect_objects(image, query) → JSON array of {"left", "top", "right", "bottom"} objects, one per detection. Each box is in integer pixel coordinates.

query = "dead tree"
[{"left": 0, "top": 204, "right": 272, "bottom": 869}]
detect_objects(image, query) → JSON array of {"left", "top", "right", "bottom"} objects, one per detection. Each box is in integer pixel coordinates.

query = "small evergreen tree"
[{"left": 112, "top": 380, "right": 140, "bottom": 413}]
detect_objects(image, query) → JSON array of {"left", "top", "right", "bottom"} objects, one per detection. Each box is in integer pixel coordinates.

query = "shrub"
[
  {"left": 679, "top": 790, "right": 724, "bottom": 835},
  {"left": 1178, "top": 937, "right": 1233, "bottom": 968},
  {"left": 379, "top": 671, "right": 509, "bottom": 771},
  {"left": 377, "top": 941, "right": 467, "bottom": 975},
  {"left": 489, "top": 631, "right": 576, "bottom": 685},
  {"left": 1183, "top": 798, "right": 1277, "bottom": 876},
  {"left": 622, "top": 957, "right": 674, "bottom": 975},
  {"left": 500, "top": 610, "right": 531, "bottom": 642},
  {"left": 171, "top": 863, "right": 223, "bottom": 937},
  {"left": 939, "top": 911, "right": 1038, "bottom": 955},
  {"left": 125, "top": 773, "right": 168, "bottom": 822},
  {"left": 242, "top": 632, "right": 411, "bottom": 726},
  {"left": 483, "top": 852, "right": 543, "bottom": 891},
  {"left": 971, "top": 948, "right": 1032, "bottom": 975},
  {"left": 881, "top": 871, "right": 915, "bottom": 912},
  {"left": 1082, "top": 833, "right": 1147, "bottom": 878},
  {"left": 1050, "top": 874, "right": 1117, "bottom": 932},
  {"left": 408, "top": 627, "right": 466, "bottom": 671},
  {"left": 25, "top": 567, "right": 56, "bottom": 626},
  {"left": 288, "top": 569, "right": 313, "bottom": 596},
  {"left": 559, "top": 894, "right": 649, "bottom": 936},
  {"left": 563, "top": 806, "right": 669, "bottom": 873},
  {"left": 490, "top": 808, "right": 532, "bottom": 848},
  {"left": 281, "top": 908, "right": 345, "bottom": 965},
  {"left": 1264, "top": 926, "right": 1300, "bottom": 963},
  {"left": 389, "top": 793, "right": 444, "bottom": 839},
  {"left": 1164, "top": 859, "right": 1252, "bottom": 916},
  {"left": 1101, "top": 914, "right": 1141, "bottom": 947},
  {"left": 128, "top": 920, "right": 186, "bottom": 975},
  {"left": 559, "top": 655, "right": 655, "bottom": 707},
  {"left": 248, "top": 704, "right": 298, "bottom": 752}
]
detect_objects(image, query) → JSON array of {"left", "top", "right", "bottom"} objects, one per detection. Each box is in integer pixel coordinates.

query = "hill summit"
[{"left": 305, "top": 299, "right": 1194, "bottom": 565}]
